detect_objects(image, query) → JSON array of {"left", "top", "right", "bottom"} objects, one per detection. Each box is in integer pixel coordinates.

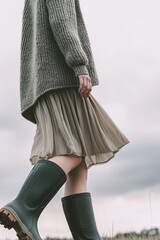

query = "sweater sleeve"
[{"left": 46, "top": 0, "right": 89, "bottom": 77}]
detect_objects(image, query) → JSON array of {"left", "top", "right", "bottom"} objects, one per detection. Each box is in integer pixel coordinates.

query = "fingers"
[
  {"left": 85, "top": 78, "right": 92, "bottom": 98},
  {"left": 78, "top": 75, "right": 92, "bottom": 99}
]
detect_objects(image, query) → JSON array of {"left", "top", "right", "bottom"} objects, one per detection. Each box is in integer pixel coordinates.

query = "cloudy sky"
[{"left": 0, "top": 0, "right": 160, "bottom": 239}]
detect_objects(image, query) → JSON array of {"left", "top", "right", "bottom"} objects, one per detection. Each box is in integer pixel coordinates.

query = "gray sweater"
[{"left": 20, "top": 0, "right": 99, "bottom": 124}]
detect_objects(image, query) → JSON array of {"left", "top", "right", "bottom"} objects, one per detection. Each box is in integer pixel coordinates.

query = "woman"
[{"left": 0, "top": 0, "right": 130, "bottom": 239}]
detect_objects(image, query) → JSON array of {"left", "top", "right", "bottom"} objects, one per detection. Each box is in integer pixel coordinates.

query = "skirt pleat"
[{"left": 29, "top": 87, "right": 130, "bottom": 169}]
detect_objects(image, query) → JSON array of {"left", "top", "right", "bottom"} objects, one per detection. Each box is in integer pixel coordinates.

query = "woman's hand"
[{"left": 78, "top": 74, "right": 92, "bottom": 99}]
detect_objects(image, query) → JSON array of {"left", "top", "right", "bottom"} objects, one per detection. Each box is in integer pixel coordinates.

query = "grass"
[
  {"left": 1, "top": 227, "right": 160, "bottom": 240},
  {"left": 1, "top": 237, "right": 160, "bottom": 240},
  {"left": 44, "top": 237, "right": 160, "bottom": 240}
]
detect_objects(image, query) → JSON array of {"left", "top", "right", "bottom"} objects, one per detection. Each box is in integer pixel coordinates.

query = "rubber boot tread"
[{"left": 0, "top": 208, "right": 32, "bottom": 240}]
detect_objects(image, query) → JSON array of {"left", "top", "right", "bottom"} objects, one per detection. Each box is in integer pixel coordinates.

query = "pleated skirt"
[{"left": 29, "top": 87, "right": 130, "bottom": 169}]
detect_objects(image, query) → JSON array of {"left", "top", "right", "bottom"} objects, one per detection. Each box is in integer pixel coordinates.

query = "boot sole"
[{"left": 0, "top": 207, "right": 34, "bottom": 240}]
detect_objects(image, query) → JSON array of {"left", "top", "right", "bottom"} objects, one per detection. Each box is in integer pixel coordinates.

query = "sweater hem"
[{"left": 21, "top": 83, "right": 99, "bottom": 124}]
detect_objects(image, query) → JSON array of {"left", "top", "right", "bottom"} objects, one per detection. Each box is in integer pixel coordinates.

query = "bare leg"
[
  {"left": 64, "top": 157, "right": 88, "bottom": 196},
  {"left": 48, "top": 154, "right": 82, "bottom": 175}
]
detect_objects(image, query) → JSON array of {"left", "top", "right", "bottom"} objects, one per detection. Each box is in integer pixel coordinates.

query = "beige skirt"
[{"left": 29, "top": 87, "right": 130, "bottom": 169}]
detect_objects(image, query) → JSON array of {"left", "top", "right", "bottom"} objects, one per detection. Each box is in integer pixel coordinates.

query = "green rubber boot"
[
  {"left": 0, "top": 160, "right": 67, "bottom": 240},
  {"left": 61, "top": 192, "right": 102, "bottom": 240}
]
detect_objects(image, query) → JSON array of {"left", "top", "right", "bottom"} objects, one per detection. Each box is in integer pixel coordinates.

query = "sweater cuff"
[{"left": 72, "top": 65, "right": 89, "bottom": 77}]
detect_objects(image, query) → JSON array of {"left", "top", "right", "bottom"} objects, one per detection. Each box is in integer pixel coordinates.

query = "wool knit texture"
[{"left": 20, "top": 0, "right": 99, "bottom": 124}]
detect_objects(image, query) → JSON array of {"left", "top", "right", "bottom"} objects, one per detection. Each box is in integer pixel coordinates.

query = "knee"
[
  {"left": 68, "top": 157, "right": 88, "bottom": 180},
  {"left": 70, "top": 154, "right": 83, "bottom": 168}
]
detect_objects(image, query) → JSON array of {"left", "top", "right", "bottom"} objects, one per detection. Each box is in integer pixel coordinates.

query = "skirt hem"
[{"left": 29, "top": 139, "right": 130, "bottom": 170}]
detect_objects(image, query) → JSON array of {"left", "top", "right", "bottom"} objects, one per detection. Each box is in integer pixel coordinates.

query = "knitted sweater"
[{"left": 20, "top": 0, "right": 99, "bottom": 124}]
